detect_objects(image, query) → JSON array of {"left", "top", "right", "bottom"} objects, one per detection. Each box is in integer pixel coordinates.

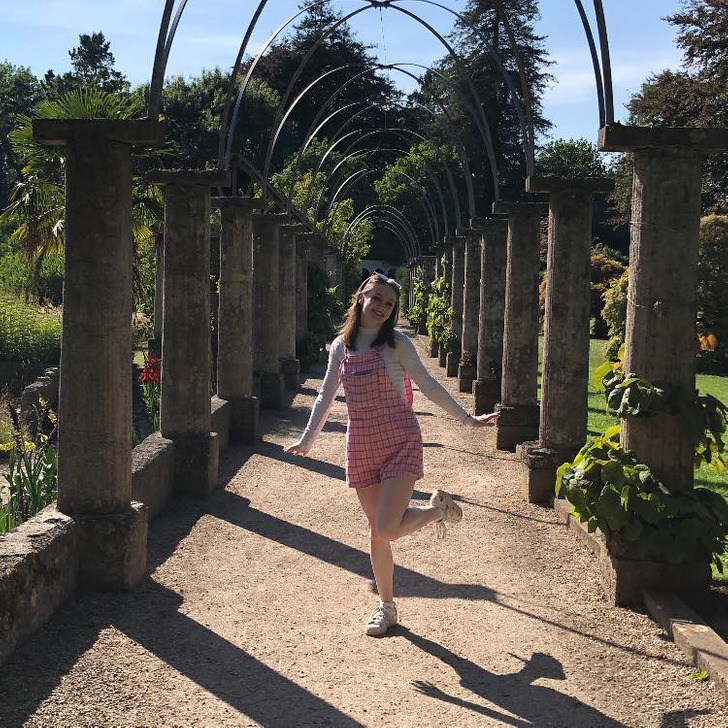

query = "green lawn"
[{"left": 538, "top": 337, "right": 728, "bottom": 579}]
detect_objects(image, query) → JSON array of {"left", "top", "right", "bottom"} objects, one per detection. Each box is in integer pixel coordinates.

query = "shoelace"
[{"left": 369, "top": 604, "right": 394, "bottom": 625}]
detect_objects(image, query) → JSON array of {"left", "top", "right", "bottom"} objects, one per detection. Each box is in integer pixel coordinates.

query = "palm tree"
[{"left": 0, "top": 88, "right": 164, "bottom": 299}]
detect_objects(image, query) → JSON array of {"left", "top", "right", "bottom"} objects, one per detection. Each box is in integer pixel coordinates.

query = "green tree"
[
  {"left": 536, "top": 138, "right": 612, "bottom": 178},
  {"left": 696, "top": 215, "right": 728, "bottom": 367},
  {"left": 43, "top": 32, "right": 129, "bottom": 97},
  {"left": 0, "top": 63, "right": 44, "bottom": 210},
  {"left": 610, "top": 1, "right": 728, "bottom": 221}
]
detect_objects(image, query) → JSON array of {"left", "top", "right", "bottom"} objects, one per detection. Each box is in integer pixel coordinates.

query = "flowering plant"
[{"left": 140, "top": 354, "right": 161, "bottom": 432}]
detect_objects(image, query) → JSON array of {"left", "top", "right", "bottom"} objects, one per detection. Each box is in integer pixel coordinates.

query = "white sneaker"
[
  {"left": 430, "top": 489, "right": 463, "bottom": 539},
  {"left": 366, "top": 600, "right": 398, "bottom": 636}
]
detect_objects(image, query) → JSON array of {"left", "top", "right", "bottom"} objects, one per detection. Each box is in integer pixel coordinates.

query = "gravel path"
[{"left": 2, "top": 330, "right": 727, "bottom": 727}]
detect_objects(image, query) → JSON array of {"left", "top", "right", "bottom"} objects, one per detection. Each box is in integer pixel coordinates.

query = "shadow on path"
[
  {"left": 208, "top": 489, "right": 495, "bottom": 601},
  {"left": 399, "top": 627, "right": 699, "bottom": 728}
]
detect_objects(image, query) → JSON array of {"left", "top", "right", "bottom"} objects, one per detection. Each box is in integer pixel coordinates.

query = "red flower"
[{"left": 140, "top": 355, "right": 161, "bottom": 384}]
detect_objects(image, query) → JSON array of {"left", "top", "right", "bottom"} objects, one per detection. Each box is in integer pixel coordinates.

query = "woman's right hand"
[{"left": 285, "top": 441, "right": 310, "bottom": 457}]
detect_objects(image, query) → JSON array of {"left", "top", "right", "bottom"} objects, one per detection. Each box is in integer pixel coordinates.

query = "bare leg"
[
  {"left": 357, "top": 484, "right": 394, "bottom": 602},
  {"left": 376, "top": 476, "right": 442, "bottom": 542}
]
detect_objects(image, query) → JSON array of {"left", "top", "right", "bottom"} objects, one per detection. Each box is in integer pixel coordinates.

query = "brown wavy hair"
[{"left": 339, "top": 273, "right": 401, "bottom": 350}]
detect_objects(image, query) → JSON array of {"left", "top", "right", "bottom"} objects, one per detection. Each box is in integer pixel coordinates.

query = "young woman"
[{"left": 286, "top": 272, "right": 498, "bottom": 636}]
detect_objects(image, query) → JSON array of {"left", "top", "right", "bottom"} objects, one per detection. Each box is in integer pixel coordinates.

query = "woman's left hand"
[{"left": 472, "top": 412, "right": 499, "bottom": 427}]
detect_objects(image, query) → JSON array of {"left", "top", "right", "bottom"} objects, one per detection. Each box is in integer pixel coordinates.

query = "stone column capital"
[
  {"left": 146, "top": 168, "right": 230, "bottom": 187},
  {"left": 32, "top": 118, "right": 164, "bottom": 148},
  {"left": 526, "top": 176, "right": 614, "bottom": 195},
  {"left": 598, "top": 124, "right": 728, "bottom": 153},
  {"left": 211, "top": 196, "right": 265, "bottom": 211},
  {"left": 492, "top": 201, "right": 549, "bottom": 217}
]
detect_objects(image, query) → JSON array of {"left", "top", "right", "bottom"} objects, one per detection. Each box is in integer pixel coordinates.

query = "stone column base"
[
  {"left": 429, "top": 338, "right": 439, "bottom": 357},
  {"left": 519, "top": 441, "right": 577, "bottom": 504},
  {"left": 229, "top": 396, "right": 260, "bottom": 444},
  {"left": 473, "top": 378, "right": 501, "bottom": 415},
  {"left": 172, "top": 432, "right": 219, "bottom": 496},
  {"left": 445, "top": 353, "right": 459, "bottom": 377},
  {"left": 74, "top": 502, "right": 148, "bottom": 590},
  {"left": 438, "top": 350, "right": 447, "bottom": 367},
  {"left": 260, "top": 371, "right": 285, "bottom": 409},
  {"left": 458, "top": 364, "right": 476, "bottom": 393},
  {"left": 280, "top": 358, "right": 300, "bottom": 390},
  {"left": 495, "top": 404, "right": 540, "bottom": 451},
  {"left": 602, "top": 539, "right": 710, "bottom": 607}
]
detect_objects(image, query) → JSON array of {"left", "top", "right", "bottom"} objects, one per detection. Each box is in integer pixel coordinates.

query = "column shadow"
[
  {"left": 207, "top": 489, "right": 496, "bottom": 602},
  {"left": 255, "top": 440, "right": 346, "bottom": 481}
]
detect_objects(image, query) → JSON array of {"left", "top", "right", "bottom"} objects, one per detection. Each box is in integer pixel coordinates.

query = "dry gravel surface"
[{"left": 2, "top": 329, "right": 727, "bottom": 727}]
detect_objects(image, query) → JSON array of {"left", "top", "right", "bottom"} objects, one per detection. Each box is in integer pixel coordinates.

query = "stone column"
[
  {"left": 446, "top": 234, "right": 465, "bottom": 377},
  {"left": 472, "top": 218, "right": 508, "bottom": 415},
  {"left": 253, "top": 213, "right": 286, "bottom": 409},
  {"left": 279, "top": 222, "right": 301, "bottom": 389},
  {"left": 149, "top": 169, "right": 229, "bottom": 496},
  {"left": 211, "top": 196, "right": 262, "bottom": 444},
  {"left": 519, "top": 177, "right": 614, "bottom": 503},
  {"left": 32, "top": 119, "right": 163, "bottom": 589},
  {"left": 492, "top": 202, "right": 547, "bottom": 449},
  {"left": 457, "top": 228, "right": 482, "bottom": 392},
  {"left": 295, "top": 231, "right": 312, "bottom": 351},
  {"left": 600, "top": 127, "right": 728, "bottom": 490},
  {"left": 594, "top": 125, "right": 728, "bottom": 604}
]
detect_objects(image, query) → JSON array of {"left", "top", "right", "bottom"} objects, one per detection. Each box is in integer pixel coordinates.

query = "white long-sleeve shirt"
[{"left": 299, "top": 326, "right": 477, "bottom": 449}]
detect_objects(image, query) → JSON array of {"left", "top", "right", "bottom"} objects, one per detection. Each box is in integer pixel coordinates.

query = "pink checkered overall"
[{"left": 339, "top": 349, "right": 424, "bottom": 488}]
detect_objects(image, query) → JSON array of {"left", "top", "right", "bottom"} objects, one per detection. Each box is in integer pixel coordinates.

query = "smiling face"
[{"left": 359, "top": 282, "right": 398, "bottom": 329}]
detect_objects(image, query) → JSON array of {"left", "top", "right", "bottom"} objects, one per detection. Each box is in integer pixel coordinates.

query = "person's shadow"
[{"left": 401, "top": 627, "right": 631, "bottom": 727}]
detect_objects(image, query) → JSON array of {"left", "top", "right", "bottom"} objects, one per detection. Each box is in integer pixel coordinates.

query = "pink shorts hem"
[{"left": 348, "top": 471, "right": 424, "bottom": 489}]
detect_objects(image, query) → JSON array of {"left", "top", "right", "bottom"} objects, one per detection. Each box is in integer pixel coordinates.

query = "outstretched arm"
[
  {"left": 397, "top": 335, "right": 498, "bottom": 427},
  {"left": 286, "top": 339, "right": 344, "bottom": 456}
]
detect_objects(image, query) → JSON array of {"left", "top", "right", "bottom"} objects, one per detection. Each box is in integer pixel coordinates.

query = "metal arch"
[
  {"left": 345, "top": 213, "right": 415, "bottom": 258},
  {"left": 220, "top": 1, "right": 502, "bottom": 195},
  {"left": 324, "top": 168, "right": 436, "bottom": 250},
  {"left": 389, "top": 0, "right": 532, "bottom": 176},
  {"left": 295, "top": 100, "right": 468, "bottom": 229},
  {"left": 344, "top": 205, "right": 420, "bottom": 258},
  {"left": 346, "top": 217, "right": 415, "bottom": 262},
  {"left": 149, "top": 0, "right": 616, "bottom": 155},
  {"left": 306, "top": 124, "right": 462, "bottom": 237},
  {"left": 319, "top": 167, "right": 438, "bottom": 248},
  {"left": 283, "top": 62, "right": 478, "bottom": 219},
  {"left": 592, "top": 0, "right": 614, "bottom": 125},
  {"left": 275, "top": 59, "right": 486, "bottom": 211},
  {"left": 263, "top": 63, "right": 367, "bottom": 184},
  {"left": 574, "top": 0, "right": 606, "bottom": 129},
  {"left": 319, "top": 144, "right": 458, "bottom": 234},
  {"left": 317, "top": 146, "right": 451, "bottom": 240}
]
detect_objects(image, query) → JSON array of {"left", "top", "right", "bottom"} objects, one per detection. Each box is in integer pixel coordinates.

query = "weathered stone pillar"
[
  {"left": 492, "top": 202, "right": 547, "bottom": 448},
  {"left": 33, "top": 119, "right": 163, "bottom": 589},
  {"left": 456, "top": 229, "right": 481, "bottom": 392},
  {"left": 446, "top": 235, "right": 465, "bottom": 377},
  {"left": 253, "top": 213, "right": 286, "bottom": 409},
  {"left": 519, "top": 177, "right": 614, "bottom": 503},
  {"left": 211, "top": 196, "right": 262, "bottom": 444},
  {"left": 295, "top": 231, "right": 312, "bottom": 351},
  {"left": 150, "top": 169, "right": 229, "bottom": 496},
  {"left": 594, "top": 126, "right": 728, "bottom": 603},
  {"left": 279, "top": 223, "right": 301, "bottom": 389},
  {"left": 472, "top": 218, "right": 508, "bottom": 415}
]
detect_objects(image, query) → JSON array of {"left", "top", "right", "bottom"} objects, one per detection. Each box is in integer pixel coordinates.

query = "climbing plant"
[
  {"left": 425, "top": 276, "right": 451, "bottom": 344},
  {"left": 408, "top": 275, "right": 429, "bottom": 333}
]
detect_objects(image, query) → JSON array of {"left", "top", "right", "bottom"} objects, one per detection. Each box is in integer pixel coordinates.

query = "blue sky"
[{"left": 1, "top": 0, "right": 685, "bottom": 144}]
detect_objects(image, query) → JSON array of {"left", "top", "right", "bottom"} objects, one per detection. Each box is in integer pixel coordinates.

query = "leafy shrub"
[
  {"left": 0, "top": 294, "right": 61, "bottom": 363},
  {"left": 425, "top": 276, "right": 451, "bottom": 343},
  {"left": 602, "top": 270, "right": 629, "bottom": 360},
  {"left": 408, "top": 276, "right": 429, "bottom": 333},
  {"left": 0, "top": 250, "right": 64, "bottom": 304},
  {"left": 298, "top": 262, "right": 342, "bottom": 371},
  {"left": 697, "top": 215, "right": 728, "bottom": 372},
  {"left": 590, "top": 253, "right": 626, "bottom": 338},
  {"left": 556, "top": 427, "right": 728, "bottom": 569}
]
